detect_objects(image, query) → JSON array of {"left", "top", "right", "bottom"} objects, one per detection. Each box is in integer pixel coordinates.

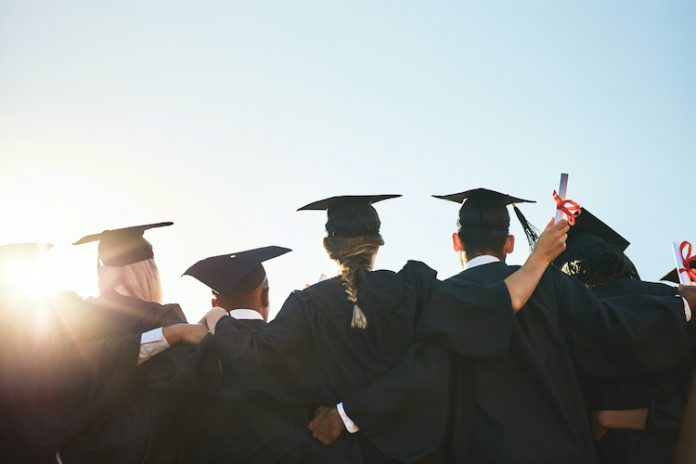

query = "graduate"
[
  {"left": 202, "top": 194, "right": 570, "bottom": 463},
  {"left": 182, "top": 246, "right": 311, "bottom": 463},
  {"left": 9, "top": 222, "right": 215, "bottom": 463},
  {"left": 555, "top": 208, "right": 691, "bottom": 464},
  {"left": 319, "top": 188, "right": 696, "bottom": 464}
]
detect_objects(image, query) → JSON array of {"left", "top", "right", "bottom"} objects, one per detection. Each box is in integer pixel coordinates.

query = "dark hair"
[
  {"left": 557, "top": 233, "right": 640, "bottom": 287},
  {"left": 457, "top": 206, "right": 510, "bottom": 258}
]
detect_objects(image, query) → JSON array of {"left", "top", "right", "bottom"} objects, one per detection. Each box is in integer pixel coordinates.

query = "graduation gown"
[
  {"left": 214, "top": 260, "right": 514, "bottom": 463},
  {"left": 346, "top": 263, "right": 691, "bottom": 464},
  {"left": 184, "top": 317, "right": 310, "bottom": 464},
  {"left": 5, "top": 291, "right": 219, "bottom": 462},
  {"left": 438, "top": 263, "right": 689, "bottom": 464},
  {"left": 585, "top": 278, "right": 691, "bottom": 464}
]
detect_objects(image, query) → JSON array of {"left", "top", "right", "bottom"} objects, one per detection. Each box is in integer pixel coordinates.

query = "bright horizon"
[{"left": 1, "top": 1, "right": 694, "bottom": 321}]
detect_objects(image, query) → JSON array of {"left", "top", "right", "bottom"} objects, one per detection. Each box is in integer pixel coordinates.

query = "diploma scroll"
[
  {"left": 673, "top": 241, "right": 695, "bottom": 286},
  {"left": 554, "top": 173, "right": 569, "bottom": 224}
]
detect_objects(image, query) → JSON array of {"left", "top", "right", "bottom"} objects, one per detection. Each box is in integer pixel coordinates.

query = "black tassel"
[{"left": 513, "top": 205, "right": 540, "bottom": 251}]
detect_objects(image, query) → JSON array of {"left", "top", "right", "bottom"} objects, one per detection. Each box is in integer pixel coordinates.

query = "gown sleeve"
[
  {"left": 58, "top": 336, "right": 221, "bottom": 464},
  {"left": 343, "top": 275, "right": 516, "bottom": 462},
  {"left": 214, "top": 291, "right": 320, "bottom": 404},
  {"left": 553, "top": 268, "right": 691, "bottom": 378},
  {"left": 9, "top": 330, "right": 142, "bottom": 458},
  {"left": 342, "top": 341, "right": 452, "bottom": 463}
]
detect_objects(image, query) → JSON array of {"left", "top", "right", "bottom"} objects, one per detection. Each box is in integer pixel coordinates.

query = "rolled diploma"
[
  {"left": 554, "top": 173, "right": 569, "bottom": 224},
  {"left": 673, "top": 241, "right": 694, "bottom": 285}
]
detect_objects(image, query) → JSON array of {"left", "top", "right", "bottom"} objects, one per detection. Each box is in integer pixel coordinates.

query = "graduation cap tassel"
[{"left": 513, "top": 205, "right": 540, "bottom": 251}]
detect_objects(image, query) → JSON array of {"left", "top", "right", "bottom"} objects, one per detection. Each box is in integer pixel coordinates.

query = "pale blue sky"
[{"left": 1, "top": 1, "right": 694, "bottom": 320}]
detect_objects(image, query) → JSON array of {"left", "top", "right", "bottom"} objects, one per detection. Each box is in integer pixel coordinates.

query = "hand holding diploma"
[{"left": 553, "top": 173, "right": 582, "bottom": 225}]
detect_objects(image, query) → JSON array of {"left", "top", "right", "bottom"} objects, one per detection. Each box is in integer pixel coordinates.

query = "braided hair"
[{"left": 323, "top": 235, "right": 383, "bottom": 329}]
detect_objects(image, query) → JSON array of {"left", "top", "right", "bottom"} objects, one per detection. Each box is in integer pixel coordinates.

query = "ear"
[
  {"left": 261, "top": 286, "right": 270, "bottom": 308},
  {"left": 260, "top": 287, "right": 270, "bottom": 321},
  {"left": 504, "top": 235, "right": 515, "bottom": 255},
  {"left": 452, "top": 232, "right": 464, "bottom": 252},
  {"left": 211, "top": 297, "right": 219, "bottom": 308}
]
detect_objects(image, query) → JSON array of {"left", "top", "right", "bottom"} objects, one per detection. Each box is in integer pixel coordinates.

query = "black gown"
[
  {"left": 213, "top": 260, "right": 515, "bottom": 463},
  {"left": 344, "top": 262, "right": 691, "bottom": 464},
  {"left": 585, "top": 278, "right": 692, "bottom": 464},
  {"left": 184, "top": 318, "right": 312, "bottom": 464},
  {"left": 5, "top": 291, "right": 220, "bottom": 463}
]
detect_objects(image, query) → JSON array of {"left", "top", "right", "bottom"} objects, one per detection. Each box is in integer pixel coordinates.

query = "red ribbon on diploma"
[
  {"left": 553, "top": 190, "right": 582, "bottom": 226},
  {"left": 679, "top": 241, "right": 696, "bottom": 283}
]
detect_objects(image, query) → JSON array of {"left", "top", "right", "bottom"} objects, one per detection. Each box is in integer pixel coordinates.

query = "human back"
[
  {"left": 210, "top": 195, "right": 441, "bottom": 462},
  {"left": 424, "top": 188, "right": 693, "bottom": 463},
  {"left": 295, "top": 258, "right": 438, "bottom": 407}
]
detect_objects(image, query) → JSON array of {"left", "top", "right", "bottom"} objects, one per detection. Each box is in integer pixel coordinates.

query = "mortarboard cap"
[
  {"left": 183, "top": 246, "right": 291, "bottom": 294},
  {"left": 564, "top": 208, "right": 629, "bottom": 254},
  {"left": 298, "top": 195, "right": 401, "bottom": 238},
  {"left": 433, "top": 188, "right": 535, "bottom": 208},
  {"left": 73, "top": 222, "right": 173, "bottom": 266},
  {"left": 553, "top": 208, "right": 632, "bottom": 279},
  {"left": 433, "top": 188, "right": 538, "bottom": 247}
]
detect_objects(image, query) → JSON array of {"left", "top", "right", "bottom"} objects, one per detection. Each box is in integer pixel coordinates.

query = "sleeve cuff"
[
  {"left": 141, "top": 327, "right": 165, "bottom": 344},
  {"left": 683, "top": 297, "right": 692, "bottom": 322},
  {"left": 138, "top": 327, "right": 171, "bottom": 365},
  {"left": 337, "top": 402, "right": 360, "bottom": 433}
]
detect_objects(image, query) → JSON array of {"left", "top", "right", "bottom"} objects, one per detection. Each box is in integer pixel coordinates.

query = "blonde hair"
[
  {"left": 98, "top": 258, "right": 163, "bottom": 304},
  {"left": 323, "top": 234, "right": 383, "bottom": 329}
]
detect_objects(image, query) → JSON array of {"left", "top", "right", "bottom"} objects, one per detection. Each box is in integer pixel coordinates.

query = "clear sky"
[{"left": 1, "top": 0, "right": 694, "bottom": 321}]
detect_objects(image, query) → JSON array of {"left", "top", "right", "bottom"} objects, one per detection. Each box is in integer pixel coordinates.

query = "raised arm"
[
  {"left": 504, "top": 219, "right": 569, "bottom": 311},
  {"left": 557, "top": 272, "right": 696, "bottom": 378}
]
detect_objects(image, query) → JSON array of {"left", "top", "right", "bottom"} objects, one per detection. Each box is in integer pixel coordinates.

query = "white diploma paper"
[
  {"left": 673, "top": 241, "right": 694, "bottom": 286},
  {"left": 554, "top": 173, "right": 569, "bottom": 224}
]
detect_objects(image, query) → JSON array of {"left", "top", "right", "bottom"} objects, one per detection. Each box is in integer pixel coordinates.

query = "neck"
[
  {"left": 219, "top": 300, "right": 261, "bottom": 312},
  {"left": 464, "top": 251, "right": 506, "bottom": 264}
]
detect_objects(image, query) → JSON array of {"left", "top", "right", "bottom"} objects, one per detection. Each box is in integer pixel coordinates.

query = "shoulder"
[
  {"left": 159, "top": 303, "right": 188, "bottom": 324},
  {"left": 399, "top": 260, "right": 437, "bottom": 276},
  {"left": 446, "top": 262, "right": 517, "bottom": 285},
  {"left": 593, "top": 278, "right": 678, "bottom": 298}
]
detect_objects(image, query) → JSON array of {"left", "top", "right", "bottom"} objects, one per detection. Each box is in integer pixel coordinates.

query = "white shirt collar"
[
  {"left": 228, "top": 309, "right": 264, "bottom": 320},
  {"left": 465, "top": 255, "right": 501, "bottom": 270}
]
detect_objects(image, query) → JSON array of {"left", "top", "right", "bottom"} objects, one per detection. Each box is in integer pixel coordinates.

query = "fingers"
[
  {"left": 308, "top": 418, "right": 317, "bottom": 431},
  {"left": 550, "top": 219, "right": 569, "bottom": 233},
  {"left": 308, "top": 422, "right": 335, "bottom": 445}
]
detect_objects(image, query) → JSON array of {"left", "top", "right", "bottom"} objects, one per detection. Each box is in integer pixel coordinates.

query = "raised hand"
[
  {"left": 162, "top": 323, "right": 209, "bottom": 345},
  {"left": 679, "top": 285, "right": 696, "bottom": 311},
  {"left": 532, "top": 218, "right": 570, "bottom": 264}
]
